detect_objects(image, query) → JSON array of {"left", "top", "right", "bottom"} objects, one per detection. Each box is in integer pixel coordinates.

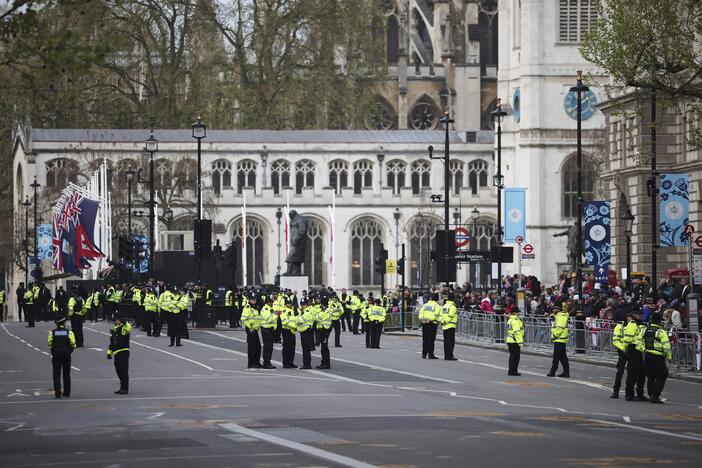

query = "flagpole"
[
  {"left": 241, "top": 194, "right": 247, "bottom": 287},
  {"left": 328, "top": 192, "right": 336, "bottom": 290},
  {"left": 285, "top": 193, "right": 290, "bottom": 257}
]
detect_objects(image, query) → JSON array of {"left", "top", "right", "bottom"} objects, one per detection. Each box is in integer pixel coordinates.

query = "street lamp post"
[
  {"left": 192, "top": 114, "right": 207, "bottom": 283},
  {"left": 570, "top": 71, "right": 589, "bottom": 300},
  {"left": 376, "top": 149, "right": 385, "bottom": 192},
  {"left": 622, "top": 208, "right": 635, "bottom": 291},
  {"left": 143, "top": 119, "right": 158, "bottom": 278},
  {"left": 22, "top": 196, "right": 31, "bottom": 285},
  {"left": 491, "top": 100, "right": 507, "bottom": 292},
  {"left": 30, "top": 177, "right": 40, "bottom": 280},
  {"left": 453, "top": 208, "right": 461, "bottom": 271},
  {"left": 126, "top": 167, "right": 135, "bottom": 237},
  {"left": 394, "top": 208, "right": 401, "bottom": 281},
  {"left": 648, "top": 90, "right": 658, "bottom": 300},
  {"left": 471, "top": 206, "right": 480, "bottom": 287},
  {"left": 276, "top": 208, "right": 282, "bottom": 278}
]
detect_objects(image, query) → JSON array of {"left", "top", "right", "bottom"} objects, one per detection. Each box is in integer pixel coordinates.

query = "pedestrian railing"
[{"left": 398, "top": 308, "right": 699, "bottom": 374}]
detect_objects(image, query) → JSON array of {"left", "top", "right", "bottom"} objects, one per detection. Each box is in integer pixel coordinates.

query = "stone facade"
[{"left": 10, "top": 127, "right": 496, "bottom": 316}]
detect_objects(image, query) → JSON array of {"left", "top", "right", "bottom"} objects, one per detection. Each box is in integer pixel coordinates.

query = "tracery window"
[
  {"left": 45, "top": 158, "right": 79, "bottom": 189},
  {"left": 350, "top": 218, "right": 383, "bottom": 286},
  {"left": 231, "top": 217, "right": 265, "bottom": 286},
  {"left": 212, "top": 160, "right": 232, "bottom": 196},
  {"left": 295, "top": 159, "right": 315, "bottom": 194},
  {"left": 449, "top": 160, "right": 464, "bottom": 194},
  {"left": 236, "top": 159, "right": 257, "bottom": 194},
  {"left": 386, "top": 159, "right": 407, "bottom": 194},
  {"left": 328, "top": 159, "right": 349, "bottom": 195},
  {"left": 353, "top": 160, "right": 373, "bottom": 195},
  {"left": 270, "top": 160, "right": 291, "bottom": 195},
  {"left": 304, "top": 218, "right": 325, "bottom": 287},
  {"left": 468, "top": 159, "right": 489, "bottom": 195},
  {"left": 409, "top": 101, "right": 438, "bottom": 130},
  {"left": 410, "top": 160, "right": 431, "bottom": 194}
]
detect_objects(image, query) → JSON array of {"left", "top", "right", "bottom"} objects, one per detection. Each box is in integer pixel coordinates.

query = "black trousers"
[
  {"left": 168, "top": 313, "right": 182, "bottom": 345},
  {"left": 645, "top": 354, "right": 668, "bottom": 399},
  {"left": 17, "top": 303, "right": 23, "bottom": 322},
  {"left": 443, "top": 328, "right": 456, "bottom": 359},
  {"left": 549, "top": 342, "right": 569, "bottom": 374},
  {"left": 153, "top": 312, "right": 163, "bottom": 337},
  {"left": 352, "top": 312, "right": 361, "bottom": 334},
  {"left": 281, "top": 329, "right": 296, "bottom": 366},
  {"left": 273, "top": 317, "right": 282, "bottom": 343},
  {"left": 301, "top": 329, "right": 314, "bottom": 368},
  {"left": 144, "top": 311, "right": 155, "bottom": 336},
  {"left": 421, "top": 323, "right": 437, "bottom": 358},
  {"left": 341, "top": 310, "right": 351, "bottom": 331},
  {"left": 114, "top": 351, "right": 129, "bottom": 392},
  {"left": 26, "top": 303, "right": 35, "bottom": 327},
  {"left": 364, "top": 321, "right": 372, "bottom": 347},
  {"left": 228, "top": 307, "right": 239, "bottom": 328},
  {"left": 508, "top": 343, "right": 521, "bottom": 374},
  {"left": 261, "top": 327, "right": 275, "bottom": 365},
  {"left": 370, "top": 321, "right": 383, "bottom": 348},
  {"left": 70, "top": 315, "right": 84, "bottom": 347},
  {"left": 246, "top": 328, "right": 261, "bottom": 367},
  {"left": 319, "top": 327, "right": 331, "bottom": 366},
  {"left": 51, "top": 353, "right": 71, "bottom": 396},
  {"left": 332, "top": 319, "right": 342, "bottom": 346},
  {"left": 625, "top": 346, "right": 646, "bottom": 397},
  {"left": 613, "top": 350, "right": 628, "bottom": 393},
  {"left": 314, "top": 325, "right": 321, "bottom": 346}
]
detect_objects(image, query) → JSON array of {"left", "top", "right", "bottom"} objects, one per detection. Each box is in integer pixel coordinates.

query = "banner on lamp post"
[
  {"left": 659, "top": 173, "right": 689, "bottom": 247},
  {"left": 584, "top": 201, "right": 611, "bottom": 284},
  {"left": 503, "top": 188, "right": 526, "bottom": 243}
]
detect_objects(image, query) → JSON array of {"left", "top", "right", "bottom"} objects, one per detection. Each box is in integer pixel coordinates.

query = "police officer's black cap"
[
  {"left": 651, "top": 312, "right": 663, "bottom": 323},
  {"left": 510, "top": 307, "right": 520, "bottom": 314},
  {"left": 54, "top": 316, "right": 67, "bottom": 324},
  {"left": 432, "top": 293, "right": 439, "bottom": 301}
]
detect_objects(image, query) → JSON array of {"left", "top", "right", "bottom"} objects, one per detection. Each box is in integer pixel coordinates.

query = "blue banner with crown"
[{"left": 584, "top": 201, "right": 611, "bottom": 284}]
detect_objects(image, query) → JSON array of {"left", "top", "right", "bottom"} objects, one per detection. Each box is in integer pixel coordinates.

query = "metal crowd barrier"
[{"left": 399, "top": 308, "right": 699, "bottom": 373}]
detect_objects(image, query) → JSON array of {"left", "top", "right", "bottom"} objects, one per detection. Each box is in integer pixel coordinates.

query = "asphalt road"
[{"left": 1, "top": 321, "right": 701, "bottom": 468}]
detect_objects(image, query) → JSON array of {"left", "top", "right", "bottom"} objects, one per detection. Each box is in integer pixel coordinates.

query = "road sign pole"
[
  {"left": 516, "top": 238, "right": 523, "bottom": 292},
  {"left": 401, "top": 243, "right": 406, "bottom": 332}
]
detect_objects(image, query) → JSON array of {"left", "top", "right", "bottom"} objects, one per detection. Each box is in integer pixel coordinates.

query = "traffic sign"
[
  {"left": 455, "top": 227, "right": 470, "bottom": 247},
  {"left": 522, "top": 243, "right": 534, "bottom": 254},
  {"left": 515, "top": 235, "right": 524, "bottom": 245},
  {"left": 386, "top": 259, "right": 397, "bottom": 274},
  {"left": 685, "top": 224, "right": 695, "bottom": 236},
  {"left": 695, "top": 235, "right": 702, "bottom": 249}
]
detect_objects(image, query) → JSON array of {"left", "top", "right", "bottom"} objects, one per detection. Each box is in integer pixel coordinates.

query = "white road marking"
[
  {"left": 220, "top": 422, "right": 378, "bottom": 468},
  {"left": 588, "top": 419, "right": 702, "bottom": 442},
  {"left": 207, "top": 331, "right": 460, "bottom": 384},
  {"left": 147, "top": 412, "right": 164, "bottom": 419},
  {"left": 0, "top": 392, "right": 402, "bottom": 406},
  {"left": 1, "top": 324, "right": 80, "bottom": 371},
  {"left": 623, "top": 416, "right": 631, "bottom": 423},
  {"left": 5, "top": 422, "right": 27, "bottom": 432},
  {"left": 84, "top": 326, "right": 215, "bottom": 371}
]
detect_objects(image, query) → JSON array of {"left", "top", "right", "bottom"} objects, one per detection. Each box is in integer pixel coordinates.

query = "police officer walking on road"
[
  {"left": 107, "top": 314, "right": 132, "bottom": 395},
  {"left": 440, "top": 294, "right": 458, "bottom": 360},
  {"left": 610, "top": 311, "right": 630, "bottom": 398},
  {"left": 48, "top": 316, "right": 76, "bottom": 398},
  {"left": 506, "top": 306, "right": 524, "bottom": 376},
  {"left": 547, "top": 304, "right": 570, "bottom": 377},
  {"left": 418, "top": 293, "right": 440, "bottom": 359},
  {"left": 643, "top": 312, "right": 671, "bottom": 404}
]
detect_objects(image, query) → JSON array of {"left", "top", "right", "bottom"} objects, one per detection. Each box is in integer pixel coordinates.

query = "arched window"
[
  {"left": 353, "top": 160, "right": 373, "bottom": 194},
  {"left": 304, "top": 218, "right": 325, "bottom": 286},
  {"left": 295, "top": 159, "right": 315, "bottom": 194},
  {"left": 154, "top": 158, "right": 173, "bottom": 190},
  {"left": 271, "top": 159, "right": 291, "bottom": 195},
  {"left": 409, "top": 98, "right": 439, "bottom": 130},
  {"left": 350, "top": 218, "right": 383, "bottom": 286},
  {"left": 231, "top": 217, "right": 266, "bottom": 286},
  {"left": 386, "top": 14, "right": 399, "bottom": 64},
  {"left": 329, "top": 160, "right": 349, "bottom": 194},
  {"left": 386, "top": 159, "right": 407, "bottom": 195},
  {"left": 177, "top": 159, "right": 197, "bottom": 193},
  {"left": 411, "top": 160, "right": 431, "bottom": 194},
  {"left": 237, "top": 159, "right": 257, "bottom": 194},
  {"left": 467, "top": 217, "right": 496, "bottom": 288},
  {"left": 15, "top": 165, "right": 24, "bottom": 209},
  {"left": 364, "top": 97, "right": 396, "bottom": 130},
  {"left": 562, "top": 153, "right": 596, "bottom": 218},
  {"left": 468, "top": 159, "right": 489, "bottom": 195},
  {"left": 449, "top": 160, "right": 464, "bottom": 194},
  {"left": 212, "top": 160, "right": 232, "bottom": 196},
  {"left": 409, "top": 215, "right": 438, "bottom": 288},
  {"left": 45, "top": 158, "right": 79, "bottom": 188}
]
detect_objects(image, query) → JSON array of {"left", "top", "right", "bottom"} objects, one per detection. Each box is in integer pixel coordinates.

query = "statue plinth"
[{"left": 280, "top": 275, "right": 309, "bottom": 296}]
